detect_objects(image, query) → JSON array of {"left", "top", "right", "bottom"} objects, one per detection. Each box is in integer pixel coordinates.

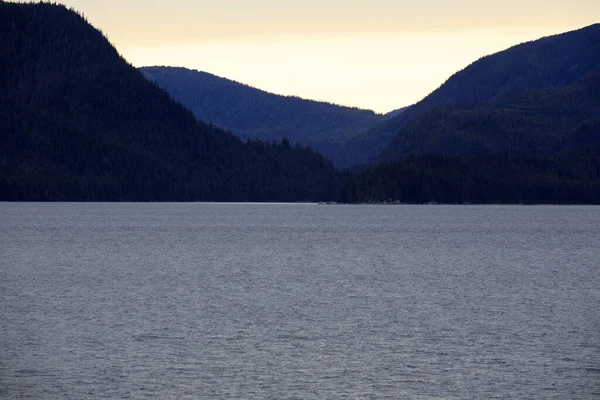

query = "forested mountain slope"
[
  {"left": 342, "top": 24, "right": 600, "bottom": 203},
  {"left": 372, "top": 24, "right": 600, "bottom": 161},
  {"left": 0, "top": 2, "right": 339, "bottom": 201},
  {"left": 380, "top": 73, "right": 600, "bottom": 160},
  {"left": 140, "top": 66, "right": 385, "bottom": 167}
]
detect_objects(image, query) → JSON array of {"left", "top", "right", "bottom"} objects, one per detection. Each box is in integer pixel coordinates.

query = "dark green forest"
[
  {"left": 0, "top": 2, "right": 599, "bottom": 204},
  {"left": 0, "top": 2, "right": 339, "bottom": 201},
  {"left": 380, "top": 73, "right": 600, "bottom": 160},
  {"left": 369, "top": 23, "right": 600, "bottom": 161},
  {"left": 140, "top": 66, "right": 385, "bottom": 168},
  {"left": 341, "top": 146, "right": 600, "bottom": 204}
]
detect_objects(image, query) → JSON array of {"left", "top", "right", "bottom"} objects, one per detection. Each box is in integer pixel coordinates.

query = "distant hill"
[
  {"left": 328, "top": 105, "right": 411, "bottom": 166},
  {"left": 377, "top": 23, "right": 600, "bottom": 161},
  {"left": 140, "top": 66, "right": 386, "bottom": 167},
  {"left": 0, "top": 2, "right": 340, "bottom": 201},
  {"left": 380, "top": 72, "right": 600, "bottom": 160},
  {"left": 384, "top": 106, "right": 410, "bottom": 119}
]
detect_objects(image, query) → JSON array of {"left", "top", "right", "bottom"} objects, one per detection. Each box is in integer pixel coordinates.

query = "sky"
[{"left": 45, "top": 1, "right": 599, "bottom": 113}]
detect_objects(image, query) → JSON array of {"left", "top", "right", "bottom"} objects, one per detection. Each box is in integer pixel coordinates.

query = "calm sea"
[{"left": 1, "top": 203, "right": 599, "bottom": 399}]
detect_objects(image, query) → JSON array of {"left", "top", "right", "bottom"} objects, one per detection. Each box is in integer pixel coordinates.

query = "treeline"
[
  {"left": 0, "top": 135, "right": 339, "bottom": 202},
  {"left": 1, "top": 2, "right": 599, "bottom": 204},
  {"left": 0, "top": 2, "right": 339, "bottom": 202},
  {"left": 340, "top": 146, "right": 600, "bottom": 204}
]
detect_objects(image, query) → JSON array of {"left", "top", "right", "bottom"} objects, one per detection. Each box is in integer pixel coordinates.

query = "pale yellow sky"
[{"left": 45, "top": 1, "right": 600, "bottom": 112}]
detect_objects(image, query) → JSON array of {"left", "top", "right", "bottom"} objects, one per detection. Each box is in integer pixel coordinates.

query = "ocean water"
[{"left": 1, "top": 203, "right": 599, "bottom": 399}]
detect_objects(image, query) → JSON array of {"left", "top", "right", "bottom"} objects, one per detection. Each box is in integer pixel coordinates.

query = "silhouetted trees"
[
  {"left": 381, "top": 73, "right": 600, "bottom": 161},
  {"left": 0, "top": 2, "right": 340, "bottom": 201},
  {"left": 1, "top": 3, "right": 599, "bottom": 204},
  {"left": 376, "top": 24, "right": 600, "bottom": 162},
  {"left": 341, "top": 147, "right": 600, "bottom": 204}
]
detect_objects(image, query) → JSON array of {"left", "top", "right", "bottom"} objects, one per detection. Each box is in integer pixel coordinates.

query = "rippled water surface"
[{"left": 1, "top": 203, "right": 599, "bottom": 399}]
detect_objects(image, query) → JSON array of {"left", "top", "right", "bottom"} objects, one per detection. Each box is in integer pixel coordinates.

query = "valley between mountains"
[{"left": 1, "top": 2, "right": 598, "bottom": 203}]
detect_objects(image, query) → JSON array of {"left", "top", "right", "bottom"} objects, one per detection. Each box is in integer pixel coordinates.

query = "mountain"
[
  {"left": 340, "top": 23, "right": 600, "bottom": 204},
  {"left": 377, "top": 24, "right": 600, "bottom": 161},
  {"left": 140, "top": 66, "right": 386, "bottom": 167},
  {"left": 0, "top": 2, "right": 340, "bottom": 201},
  {"left": 384, "top": 106, "right": 410, "bottom": 119},
  {"left": 380, "top": 72, "right": 600, "bottom": 159}
]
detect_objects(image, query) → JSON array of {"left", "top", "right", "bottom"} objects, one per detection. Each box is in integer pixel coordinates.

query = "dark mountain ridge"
[
  {"left": 380, "top": 72, "right": 600, "bottom": 160},
  {"left": 374, "top": 23, "right": 600, "bottom": 161},
  {"left": 0, "top": 2, "right": 339, "bottom": 201},
  {"left": 140, "top": 66, "right": 386, "bottom": 167},
  {"left": 340, "top": 24, "right": 600, "bottom": 204},
  {"left": 2, "top": 2, "right": 598, "bottom": 204},
  {"left": 417, "top": 23, "right": 600, "bottom": 108},
  {"left": 384, "top": 106, "right": 410, "bottom": 119}
]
